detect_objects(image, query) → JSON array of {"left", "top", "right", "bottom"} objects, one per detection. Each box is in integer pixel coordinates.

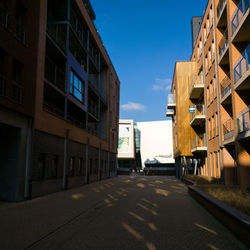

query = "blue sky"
[{"left": 91, "top": 0, "right": 208, "bottom": 122}]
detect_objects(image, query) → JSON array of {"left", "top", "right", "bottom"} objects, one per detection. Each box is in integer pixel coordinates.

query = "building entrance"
[{"left": 0, "top": 123, "right": 21, "bottom": 201}]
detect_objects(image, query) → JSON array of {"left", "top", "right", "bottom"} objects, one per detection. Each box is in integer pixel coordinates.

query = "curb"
[{"left": 188, "top": 185, "right": 250, "bottom": 248}]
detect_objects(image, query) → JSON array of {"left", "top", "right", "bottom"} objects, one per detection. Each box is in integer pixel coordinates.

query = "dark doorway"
[{"left": 0, "top": 123, "right": 21, "bottom": 201}]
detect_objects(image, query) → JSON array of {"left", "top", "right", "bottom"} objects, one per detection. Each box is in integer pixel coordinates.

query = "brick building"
[
  {"left": 167, "top": 0, "right": 250, "bottom": 190},
  {"left": 0, "top": 0, "right": 120, "bottom": 201}
]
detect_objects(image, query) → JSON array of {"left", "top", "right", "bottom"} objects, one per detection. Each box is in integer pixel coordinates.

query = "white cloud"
[
  {"left": 152, "top": 78, "right": 172, "bottom": 91},
  {"left": 121, "top": 102, "right": 146, "bottom": 111}
]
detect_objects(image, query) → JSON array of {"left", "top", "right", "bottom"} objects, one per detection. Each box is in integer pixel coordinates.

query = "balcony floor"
[
  {"left": 190, "top": 115, "right": 206, "bottom": 126},
  {"left": 232, "top": 8, "right": 250, "bottom": 43},
  {"left": 190, "top": 86, "right": 204, "bottom": 99},
  {"left": 191, "top": 146, "right": 207, "bottom": 154}
]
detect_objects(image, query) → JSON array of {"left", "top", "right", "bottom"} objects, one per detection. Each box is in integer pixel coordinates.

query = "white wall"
[{"left": 137, "top": 120, "right": 175, "bottom": 168}]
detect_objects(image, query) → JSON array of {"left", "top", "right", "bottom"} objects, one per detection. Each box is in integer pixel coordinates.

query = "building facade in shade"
[
  {"left": 167, "top": 0, "right": 250, "bottom": 190},
  {"left": 0, "top": 0, "right": 120, "bottom": 201}
]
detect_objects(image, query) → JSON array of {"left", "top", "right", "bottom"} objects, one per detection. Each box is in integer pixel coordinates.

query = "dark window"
[
  {"left": 51, "top": 155, "right": 58, "bottom": 178},
  {"left": 69, "top": 157, "right": 75, "bottom": 177},
  {"left": 89, "top": 158, "right": 92, "bottom": 174},
  {"left": 38, "top": 153, "right": 46, "bottom": 181},
  {"left": 70, "top": 70, "right": 84, "bottom": 102},
  {"left": 15, "top": 0, "right": 26, "bottom": 44},
  {"left": 95, "top": 159, "right": 98, "bottom": 174},
  {"left": 78, "top": 158, "right": 83, "bottom": 176}
]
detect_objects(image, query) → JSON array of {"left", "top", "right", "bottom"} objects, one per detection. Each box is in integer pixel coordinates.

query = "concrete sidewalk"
[{"left": 0, "top": 176, "right": 247, "bottom": 250}]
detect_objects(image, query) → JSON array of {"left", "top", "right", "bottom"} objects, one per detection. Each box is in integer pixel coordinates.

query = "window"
[
  {"left": 38, "top": 153, "right": 46, "bottom": 181},
  {"left": 208, "top": 119, "right": 211, "bottom": 139},
  {"left": 208, "top": 48, "right": 212, "bottom": 68},
  {"left": 70, "top": 157, "right": 75, "bottom": 177},
  {"left": 213, "top": 76, "right": 216, "bottom": 99},
  {"left": 212, "top": 115, "right": 215, "bottom": 138},
  {"left": 51, "top": 155, "right": 58, "bottom": 178},
  {"left": 210, "top": 81, "right": 213, "bottom": 102},
  {"left": 207, "top": 86, "right": 210, "bottom": 104},
  {"left": 95, "top": 159, "right": 98, "bottom": 174},
  {"left": 70, "top": 70, "right": 84, "bottom": 102},
  {"left": 78, "top": 158, "right": 83, "bottom": 176},
  {"left": 215, "top": 112, "right": 218, "bottom": 136},
  {"left": 204, "top": 26, "right": 207, "bottom": 43}
]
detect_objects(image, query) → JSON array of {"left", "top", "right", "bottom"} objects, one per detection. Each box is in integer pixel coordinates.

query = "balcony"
[
  {"left": 0, "top": 74, "right": 5, "bottom": 97},
  {"left": 218, "top": 29, "right": 229, "bottom": 65},
  {"left": 88, "top": 98, "right": 99, "bottom": 120},
  {"left": 220, "top": 73, "right": 231, "bottom": 104},
  {"left": 11, "top": 82, "right": 24, "bottom": 105},
  {"left": 189, "top": 75, "right": 204, "bottom": 99},
  {"left": 217, "top": 0, "right": 227, "bottom": 28},
  {"left": 0, "top": 6, "right": 8, "bottom": 29},
  {"left": 14, "top": 22, "right": 26, "bottom": 45},
  {"left": 47, "top": 23, "right": 67, "bottom": 52},
  {"left": 190, "top": 105, "right": 206, "bottom": 127},
  {"left": 166, "top": 94, "right": 176, "bottom": 109},
  {"left": 237, "top": 107, "right": 250, "bottom": 140},
  {"left": 223, "top": 118, "right": 234, "bottom": 144},
  {"left": 45, "top": 57, "right": 66, "bottom": 92},
  {"left": 234, "top": 44, "right": 250, "bottom": 90},
  {"left": 191, "top": 134, "right": 207, "bottom": 154},
  {"left": 231, "top": 0, "right": 250, "bottom": 42},
  {"left": 43, "top": 102, "right": 64, "bottom": 119},
  {"left": 166, "top": 108, "right": 174, "bottom": 117}
]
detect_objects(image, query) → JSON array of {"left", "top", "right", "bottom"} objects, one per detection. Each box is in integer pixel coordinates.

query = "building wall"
[
  {"left": 0, "top": 0, "right": 120, "bottom": 201},
  {"left": 136, "top": 121, "right": 175, "bottom": 168}
]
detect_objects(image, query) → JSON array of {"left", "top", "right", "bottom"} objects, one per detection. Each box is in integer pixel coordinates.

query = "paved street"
[{"left": 0, "top": 176, "right": 247, "bottom": 250}]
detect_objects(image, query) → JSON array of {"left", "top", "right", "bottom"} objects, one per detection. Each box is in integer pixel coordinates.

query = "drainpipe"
[
  {"left": 24, "top": 118, "right": 34, "bottom": 200},
  {"left": 63, "top": 129, "right": 70, "bottom": 189}
]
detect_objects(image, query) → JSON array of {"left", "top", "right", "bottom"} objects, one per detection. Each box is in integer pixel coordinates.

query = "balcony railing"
[
  {"left": 223, "top": 118, "right": 234, "bottom": 140},
  {"left": 189, "top": 75, "right": 204, "bottom": 98},
  {"left": 67, "top": 115, "right": 85, "bottom": 129},
  {"left": 88, "top": 99, "right": 98, "bottom": 119},
  {"left": 45, "top": 57, "right": 65, "bottom": 91},
  {"left": 47, "top": 23, "right": 67, "bottom": 52},
  {"left": 190, "top": 104, "right": 205, "bottom": 122},
  {"left": 217, "top": 0, "right": 227, "bottom": 18},
  {"left": 43, "top": 102, "right": 64, "bottom": 119},
  {"left": 219, "top": 28, "right": 228, "bottom": 58},
  {"left": 220, "top": 72, "right": 231, "bottom": 98},
  {"left": 70, "top": 10, "right": 88, "bottom": 50},
  {"left": 234, "top": 44, "right": 250, "bottom": 83},
  {"left": 167, "top": 94, "right": 176, "bottom": 105},
  {"left": 191, "top": 134, "right": 207, "bottom": 150},
  {"left": 0, "top": 6, "right": 8, "bottom": 29},
  {"left": 0, "top": 74, "right": 5, "bottom": 96},
  {"left": 231, "top": 0, "right": 250, "bottom": 35},
  {"left": 237, "top": 108, "right": 250, "bottom": 133},
  {"left": 14, "top": 22, "right": 26, "bottom": 45},
  {"left": 11, "top": 82, "right": 24, "bottom": 105}
]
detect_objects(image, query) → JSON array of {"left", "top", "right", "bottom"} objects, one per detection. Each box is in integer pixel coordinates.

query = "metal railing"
[
  {"left": 67, "top": 115, "right": 85, "bottom": 129},
  {"left": 237, "top": 108, "right": 250, "bottom": 133},
  {"left": 43, "top": 102, "right": 64, "bottom": 118},
  {"left": 14, "top": 22, "right": 26, "bottom": 45},
  {"left": 223, "top": 118, "right": 234, "bottom": 140},
  {"left": 45, "top": 57, "right": 65, "bottom": 91},
  {"left": 47, "top": 23, "right": 67, "bottom": 51},
  {"left": 234, "top": 44, "right": 250, "bottom": 83},
  {"left": 0, "top": 6, "right": 8, "bottom": 28},
  {"left": 167, "top": 94, "right": 176, "bottom": 105},
  {"left": 220, "top": 72, "right": 231, "bottom": 99},
  {"left": 219, "top": 28, "right": 228, "bottom": 58},
  {"left": 0, "top": 74, "right": 5, "bottom": 96},
  {"left": 217, "top": 0, "right": 227, "bottom": 19},
  {"left": 231, "top": 0, "right": 250, "bottom": 35},
  {"left": 166, "top": 108, "right": 174, "bottom": 114},
  {"left": 190, "top": 104, "right": 205, "bottom": 122},
  {"left": 191, "top": 134, "right": 207, "bottom": 149},
  {"left": 70, "top": 10, "right": 88, "bottom": 50},
  {"left": 189, "top": 75, "right": 204, "bottom": 96},
  {"left": 11, "top": 81, "right": 24, "bottom": 105},
  {"left": 88, "top": 99, "right": 98, "bottom": 118}
]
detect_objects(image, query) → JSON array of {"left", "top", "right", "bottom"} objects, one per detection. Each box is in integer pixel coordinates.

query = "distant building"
[{"left": 117, "top": 120, "right": 175, "bottom": 175}]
